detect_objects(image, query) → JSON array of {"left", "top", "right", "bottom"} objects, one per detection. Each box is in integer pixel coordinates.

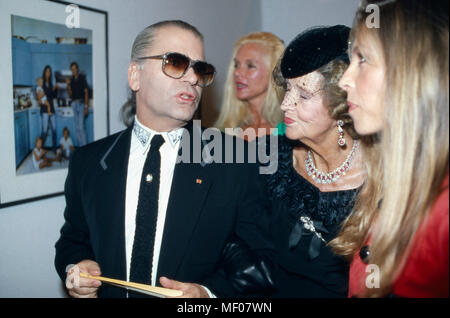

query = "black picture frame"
[{"left": 0, "top": 0, "right": 109, "bottom": 208}]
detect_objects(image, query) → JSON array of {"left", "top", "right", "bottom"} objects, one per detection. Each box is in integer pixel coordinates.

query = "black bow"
[{"left": 288, "top": 218, "right": 329, "bottom": 260}]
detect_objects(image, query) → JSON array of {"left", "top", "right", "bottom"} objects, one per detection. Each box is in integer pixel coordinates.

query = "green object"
[{"left": 273, "top": 122, "right": 286, "bottom": 136}]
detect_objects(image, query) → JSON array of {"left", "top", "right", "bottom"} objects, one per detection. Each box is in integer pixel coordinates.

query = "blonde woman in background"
[
  {"left": 333, "top": 0, "right": 449, "bottom": 297},
  {"left": 214, "top": 32, "right": 285, "bottom": 141}
]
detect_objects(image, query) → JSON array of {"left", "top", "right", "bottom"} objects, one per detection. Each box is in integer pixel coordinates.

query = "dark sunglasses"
[{"left": 137, "top": 52, "right": 216, "bottom": 87}]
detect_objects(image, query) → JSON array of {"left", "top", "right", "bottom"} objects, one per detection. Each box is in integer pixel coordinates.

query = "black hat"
[{"left": 281, "top": 25, "right": 350, "bottom": 79}]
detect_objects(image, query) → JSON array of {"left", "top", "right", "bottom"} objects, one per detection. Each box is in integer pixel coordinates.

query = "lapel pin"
[
  {"left": 196, "top": 178, "right": 202, "bottom": 184},
  {"left": 146, "top": 174, "right": 153, "bottom": 183}
]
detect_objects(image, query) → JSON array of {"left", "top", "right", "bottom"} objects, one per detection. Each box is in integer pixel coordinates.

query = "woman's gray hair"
[{"left": 120, "top": 20, "right": 204, "bottom": 127}]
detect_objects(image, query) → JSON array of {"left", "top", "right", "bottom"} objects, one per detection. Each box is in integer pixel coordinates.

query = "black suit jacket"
[{"left": 54, "top": 121, "right": 273, "bottom": 297}]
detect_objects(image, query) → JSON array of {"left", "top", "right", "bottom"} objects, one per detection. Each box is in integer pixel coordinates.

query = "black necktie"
[{"left": 129, "top": 134, "right": 165, "bottom": 297}]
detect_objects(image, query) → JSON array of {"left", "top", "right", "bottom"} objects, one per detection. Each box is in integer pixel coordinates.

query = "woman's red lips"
[
  {"left": 284, "top": 117, "right": 295, "bottom": 125},
  {"left": 347, "top": 101, "right": 358, "bottom": 112}
]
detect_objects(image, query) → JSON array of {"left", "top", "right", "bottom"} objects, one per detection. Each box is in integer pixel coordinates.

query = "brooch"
[
  {"left": 300, "top": 216, "right": 327, "bottom": 243},
  {"left": 288, "top": 216, "right": 330, "bottom": 260}
]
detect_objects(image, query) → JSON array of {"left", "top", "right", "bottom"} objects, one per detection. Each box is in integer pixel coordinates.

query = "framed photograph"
[{"left": 0, "top": 0, "right": 109, "bottom": 208}]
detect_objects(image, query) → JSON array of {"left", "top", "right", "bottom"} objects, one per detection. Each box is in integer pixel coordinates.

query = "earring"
[{"left": 337, "top": 120, "right": 346, "bottom": 147}]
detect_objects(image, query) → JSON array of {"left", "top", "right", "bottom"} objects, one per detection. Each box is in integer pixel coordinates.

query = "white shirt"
[
  {"left": 32, "top": 147, "right": 43, "bottom": 170},
  {"left": 124, "top": 117, "right": 216, "bottom": 298},
  {"left": 36, "top": 86, "right": 47, "bottom": 103},
  {"left": 60, "top": 136, "right": 74, "bottom": 151},
  {"left": 125, "top": 116, "right": 183, "bottom": 286}
]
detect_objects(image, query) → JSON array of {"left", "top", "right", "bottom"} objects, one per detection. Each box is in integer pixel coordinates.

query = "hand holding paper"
[
  {"left": 65, "top": 260, "right": 102, "bottom": 298},
  {"left": 79, "top": 273, "right": 183, "bottom": 298}
]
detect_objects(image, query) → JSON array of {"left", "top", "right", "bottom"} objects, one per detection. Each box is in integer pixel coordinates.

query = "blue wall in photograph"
[
  {"left": 12, "top": 37, "right": 32, "bottom": 86},
  {"left": 12, "top": 37, "right": 94, "bottom": 168},
  {"left": 30, "top": 42, "right": 93, "bottom": 87},
  {"left": 12, "top": 37, "right": 92, "bottom": 88},
  {"left": 14, "top": 111, "right": 29, "bottom": 167},
  {"left": 27, "top": 108, "right": 41, "bottom": 150}
]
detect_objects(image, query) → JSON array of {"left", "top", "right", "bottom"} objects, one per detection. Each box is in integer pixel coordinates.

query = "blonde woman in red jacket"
[{"left": 334, "top": 0, "right": 449, "bottom": 297}]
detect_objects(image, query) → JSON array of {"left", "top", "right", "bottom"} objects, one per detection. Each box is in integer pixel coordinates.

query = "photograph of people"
[{"left": 11, "top": 15, "right": 94, "bottom": 176}]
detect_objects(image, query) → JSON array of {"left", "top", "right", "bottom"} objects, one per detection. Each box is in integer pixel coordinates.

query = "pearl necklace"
[{"left": 305, "top": 140, "right": 359, "bottom": 184}]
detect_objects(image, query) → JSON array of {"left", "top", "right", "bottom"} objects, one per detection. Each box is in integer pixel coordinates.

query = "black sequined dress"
[{"left": 265, "top": 135, "right": 358, "bottom": 297}]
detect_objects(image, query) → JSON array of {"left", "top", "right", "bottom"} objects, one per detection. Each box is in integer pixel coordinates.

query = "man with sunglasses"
[{"left": 55, "top": 20, "right": 273, "bottom": 298}]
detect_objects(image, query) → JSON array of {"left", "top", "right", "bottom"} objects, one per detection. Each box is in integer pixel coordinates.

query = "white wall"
[
  {"left": 0, "top": 196, "right": 67, "bottom": 297},
  {"left": 0, "top": 0, "right": 362, "bottom": 298},
  {"left": 261, "top": 0, "right": 360, "bottom": 44}
]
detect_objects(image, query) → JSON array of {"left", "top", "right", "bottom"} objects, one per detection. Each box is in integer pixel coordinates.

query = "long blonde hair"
[
  {"left": 331, "top": 0, "right": 449, "bottom": 297},
  {"left": 214, "top": 32, "right": 285, "bottom": 130}
]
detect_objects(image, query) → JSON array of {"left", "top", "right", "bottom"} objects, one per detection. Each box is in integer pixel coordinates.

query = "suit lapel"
[
  {"left": 99, "top": 123, "right": 214, "bottom": 284},
  {"left": 156, "top": 121, "right": 213, "bottom": 283},
  {"left": 96, "top": 127, "right": 132, "bottom": 283}
]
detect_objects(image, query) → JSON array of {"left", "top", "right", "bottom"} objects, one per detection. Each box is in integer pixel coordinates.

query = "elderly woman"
[
  {"left": 214, "top": 32, "right": 285, "bottom": 141},
  {"left": 265, "top": 25, "right": 369, "bottom": 297},
  {"left": 223, "top": 25, "right": 369, "bottom": 297},
  {"left": 333, "top": 0, "right": 448, "bottom": 297}
]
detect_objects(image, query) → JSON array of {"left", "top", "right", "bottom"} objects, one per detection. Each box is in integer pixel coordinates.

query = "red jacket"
[{"left": 349, "top": 173, "right": 449, "bottom": 297}]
